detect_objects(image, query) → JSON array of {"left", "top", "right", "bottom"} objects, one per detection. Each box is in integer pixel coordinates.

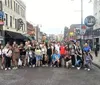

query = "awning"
[
  {"left": 24, "top": 34, "right": 35, "bottom": 41},
  {"left": 5, "top": 31, "right": 26, "bottom": 40}
]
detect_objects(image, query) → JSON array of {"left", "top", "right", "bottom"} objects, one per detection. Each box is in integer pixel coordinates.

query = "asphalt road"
[{"left": 0, "top": 66, "right": 100, "bottom": 85}]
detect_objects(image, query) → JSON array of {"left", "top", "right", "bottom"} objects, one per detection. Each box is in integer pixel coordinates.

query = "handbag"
[{"left": 18, "top": 58, "right": 22, "bottom": 66}]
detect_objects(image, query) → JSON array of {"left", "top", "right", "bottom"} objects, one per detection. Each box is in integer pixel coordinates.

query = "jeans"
[{"left": 29, "top": 57, "right": 36, "bottom": 65}]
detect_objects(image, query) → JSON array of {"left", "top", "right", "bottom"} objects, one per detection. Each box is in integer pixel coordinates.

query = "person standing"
[
  {"left": 42, "top": 44, "right": 47, "bottom": 66},
  {"left": 35, "top": 47, "right": 42, "bottom": 67},
  {"left": 59, "top": 43, "right": 66, "bottom": 67},
  {"left": 12, "top": 43, "right": 20, "bottom": 69},
  {"left": 69, "top": 41, "right": 76, "bottom": 67},
  {"left": 3, "top": 45, "right": 12, "bottom": 70},
  {"left": 19, "top": 43, "right": 26, "bottom": 67},
  {"left": 94, "top": 42, "right": 99, "bottom": 57},
  {"left": 47, "top": 44, "right": 52, "bottom": 66}
]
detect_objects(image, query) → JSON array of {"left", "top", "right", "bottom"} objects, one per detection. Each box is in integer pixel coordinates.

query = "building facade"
[
  {"left": 27, "top": 21, "right": 35, "bottom": 39},
  {"left": 64, "top": 26, "right": 68, "bottom": 40},
  {"left": 93, "top": 0, "right": 100, "bottom": 44},
  {"left": 93, "top": 0, "right": 100, "bottom": 30},
  {"left": 0, "top": 0, "right": 26, "bottom": 44}
]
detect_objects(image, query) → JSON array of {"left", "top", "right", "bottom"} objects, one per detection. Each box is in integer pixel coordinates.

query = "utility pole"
[
  {"left": 71, "top": 0, "right": 84, "bottom": 48},
  {"left": 80, "top": 0, "right": 84, "bottom": 49}
]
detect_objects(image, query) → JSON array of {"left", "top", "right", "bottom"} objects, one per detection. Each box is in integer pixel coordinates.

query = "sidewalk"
[{"left": 91, "top": 51, "right": 100, "bottom": 68}]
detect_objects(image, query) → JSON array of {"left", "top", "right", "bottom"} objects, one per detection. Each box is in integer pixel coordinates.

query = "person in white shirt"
[
  {"left": 3, "top": 45, "right": 12, "bottom": 70},
  {"left": 55, "top": 43, "right": 60, "bottom": 54},
  {"left": 41, "top": 44, "right": 47, "bottom": 66}
]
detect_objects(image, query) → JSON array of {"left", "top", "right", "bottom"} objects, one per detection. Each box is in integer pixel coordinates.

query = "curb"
[{"left": 92, "top": 62, "right": 100, "bottom": 69}]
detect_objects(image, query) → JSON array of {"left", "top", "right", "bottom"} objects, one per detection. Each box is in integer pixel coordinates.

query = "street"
[{"left": 0, "top": 66, "right": 100, "bottom": 85}]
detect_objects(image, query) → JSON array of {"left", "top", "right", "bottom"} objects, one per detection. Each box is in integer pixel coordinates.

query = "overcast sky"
[{"left": 22, "top": 0, "right": 93, "bottom": 34}]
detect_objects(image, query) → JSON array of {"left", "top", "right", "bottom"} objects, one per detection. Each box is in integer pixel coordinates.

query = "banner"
[{"left": 0, "top": 11, "right": 4, "bottom": 25}]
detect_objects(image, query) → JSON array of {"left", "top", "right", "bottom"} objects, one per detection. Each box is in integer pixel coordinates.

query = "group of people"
[{"left": 0, "top": 40, "right": 93, "bottom": 71}]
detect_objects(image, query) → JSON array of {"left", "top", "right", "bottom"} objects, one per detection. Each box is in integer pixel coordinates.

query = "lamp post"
[
  {"left": 80, "top": 0, "right": 84, "bottom": 49},
  {"left": 71, "top": 0, "right": 84, "bottom": 48}
]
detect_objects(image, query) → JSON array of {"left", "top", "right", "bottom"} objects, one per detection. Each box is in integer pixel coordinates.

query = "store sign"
[
  {"left": 84, "top": 16, "right": 96, "bottom": 27},
  {"left": 0, "top": 11, "right": 4, "bottom": 25}
]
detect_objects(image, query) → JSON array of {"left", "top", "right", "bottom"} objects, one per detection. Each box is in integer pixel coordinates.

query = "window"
[
  {"left": 15, "top": 19, "right": 16, "bottom": 28},
  {"left": 0, "top": 1, "right": 2, "bottom": 11},
  {"left": 23, "top": 10, "right": 25, "bottom": 17},
  {"left": 10, "top": 16, "right": 12, "bottom": 27},
  {"left": 15, "top": 19, "right": 18, "bottom": 29},
  {"left": 19, "top": 6, "right": 21, "bottom": 14},
  {"left": 5, "top": 0, "right": 7, "bottom": 6},
  {"left": 14, "top": 1, "right": 15, "bottom": 11},
  {"left": 21, "top": 8, "right": 24, "bottom": 17},
  {"left": 5, "top": 13, "right": 8, "bottom": 26},
  {"left": 8, "top": 0, "right": 9, "bottom": 7},
  {"left": 16, "top": 3, "right": 17, "bottom": 12},
  {"left": 18, "top": 5, "right": 19, "bottom": 14},
  {"left": 11, "top": 0, "right": 12, "bottom": 9}
]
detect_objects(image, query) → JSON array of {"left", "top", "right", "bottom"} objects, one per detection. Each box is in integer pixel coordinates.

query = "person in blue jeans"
[{"left": 52, "top": 50, "right": 60, "bottom": 67}]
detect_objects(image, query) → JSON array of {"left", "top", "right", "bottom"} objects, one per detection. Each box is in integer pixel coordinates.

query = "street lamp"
[{"left": 71, "top": 0, "right": 84, "bottom": 47}]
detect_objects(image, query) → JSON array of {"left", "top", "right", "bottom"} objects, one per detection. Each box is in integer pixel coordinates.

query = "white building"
[
  {"left": 93, "top": 0, "right": 100, "bottom": 30},
  {"left": 0, "top": 0, "right": 26, "bottom": 44}
]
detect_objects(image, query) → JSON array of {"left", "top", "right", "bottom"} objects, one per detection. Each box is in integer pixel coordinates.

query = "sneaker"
[
  {"left": 23, "top": 64, "right": 26, "bottom": 67},
  {"left": 46, "top": 64, "right": 48, "bottom": 67},
  {"left": 5, "top": 68, "right": 7, "bottom": 71},
  {"left": 84, "top": 68, "right": 87, "bottom": 70},
  {"left": 77, "top": 67, "right": 80, "bottom": 70},
  {"left": 33, "top": 65, "right": 35, "bottom": 68},
  {"left": 13, "top": 67, "right": 17, "bottom": 70},
  {"left": 29, "top": 65, "right": 32, "bottom": 67},
  {"left": 15, "top": 67, "right": 18, "bottom": 69},
  {"left": 72, "top": 65, "right": 75, "bottom": 68},
  {"left": 50, "top": 65, "right": 52, "bottom": 67},
  {"left": 8, "top": 68, "right": 11, "bottom": 70},
  {"left": 88, "top": 69, "right": 90, "bottom": 71},
  {"left": 1, "top": 66, "right": 3, "bottom": 70}
]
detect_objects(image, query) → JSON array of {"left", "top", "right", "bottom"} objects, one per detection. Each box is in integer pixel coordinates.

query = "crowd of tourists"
[{"left": 0, "top": 40, "right": 93, "bottom": 71}]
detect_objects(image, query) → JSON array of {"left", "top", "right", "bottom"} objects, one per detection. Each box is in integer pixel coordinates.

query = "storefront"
[{"left": 4, "top": 31, "right": 27, "bottom": 45}]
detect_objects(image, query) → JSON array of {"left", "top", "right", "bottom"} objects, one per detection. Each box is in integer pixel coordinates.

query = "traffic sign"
[{"left": 84, "top": 15, "right": 96, "bottom": 27}]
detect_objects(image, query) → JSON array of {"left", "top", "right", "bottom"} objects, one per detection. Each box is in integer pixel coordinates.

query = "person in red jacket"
[{"left": 59, "top": 43, "right": 66, "bottom": 67}]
